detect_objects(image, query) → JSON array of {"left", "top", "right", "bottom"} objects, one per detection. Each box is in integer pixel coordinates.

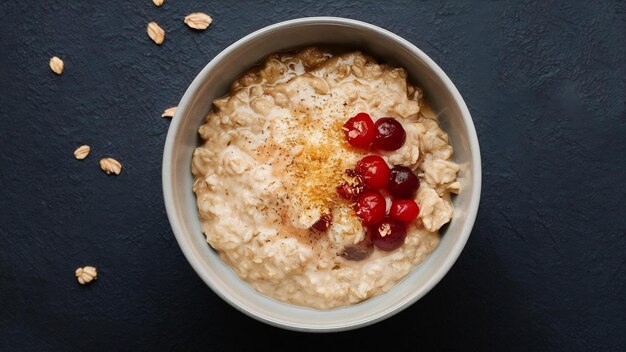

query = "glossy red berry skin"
[
  {"left": 355, "top": 155, "right": 391, "bottom": 189},
  {"left": 311, "top": 213, "right": 332, "bottom": 232},
  {"left": 374, "top": 117, "right": 406, "bottom": 151},
  {"left": 336, "top": 184, "right": 354, "bottom": 200},
  {"left": 370, "top": 218, "right": 407, "bottom": 251},
  {"left": 343, "top": 112, "right": 376, "bottom": 148},
  {"left": 390, "top": 199, "right": 420, "bottom": 222},
  {"left": 387, "top": 166, "right": 420, "bottom": 198},
  {"left": 336, "top": 169, "right": 365, "bottom": 200},
  {"left": 355, "top": 190, "right": 386, "bottom": 226}
]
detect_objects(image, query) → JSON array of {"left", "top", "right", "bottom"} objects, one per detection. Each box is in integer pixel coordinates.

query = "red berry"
[
  {"left": 311, "top": 213, "right": 332, "bottom": 232},
  {"left": 336, "top": 169, "right": 365, "bottom": 200},
  {"left": 388, "top": 166, "right": 420, "bottom": 198},
  {"left": 343, "top": 112, "right": 376, "bottom": 148},
  {"left": 336, "top": 184, "right": 354, "bottom": 200},
  {"left": 371, "top": 218, "right": 407, "bottom": 251},
  {"left": 355, "top": 190, "right": 386, "bottom": 226},
  {"left": 355, "top": 155, "right": 391, "bottom": 189},
  {"left": 374, "top": 117, "right": 406, "bottom": 151},
  {"left": 390, "top": 199, "right": 420, "bottom": 222}
]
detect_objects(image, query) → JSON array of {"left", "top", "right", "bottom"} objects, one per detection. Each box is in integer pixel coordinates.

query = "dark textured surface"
[{"left": 1, "top": 1, "right": 625, "bottom": 350}]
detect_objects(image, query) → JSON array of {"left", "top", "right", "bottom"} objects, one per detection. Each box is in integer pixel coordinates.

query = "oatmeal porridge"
[{"left": 191, "top": 47, "right": 460, "bottom": 309}]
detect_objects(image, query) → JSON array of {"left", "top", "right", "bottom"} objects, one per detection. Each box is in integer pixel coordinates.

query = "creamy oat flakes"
[{"left": 192, "top": 48, "right": 460, "bottom": 309}]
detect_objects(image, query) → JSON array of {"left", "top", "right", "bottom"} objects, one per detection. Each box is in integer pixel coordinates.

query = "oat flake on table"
[
  {"left": 75, "top": 266, "right": 97, "bottom": 285},
  {"left": 184, "top": 13, "right": 212, "bottom": 30},
  {"left": 99, "top": 157, "right": 122, "bottom": 175},
  {"left": 152, "top": 0, "right": 164, "bottom": 6},
  {"left": 49, "top": 56, "right": 64, "bottom": 75},
  {"left": 73, "top": 145, "right": 90, "bottom": 160},
  {"left": 147, "top": 22, "right": 165, "bottom": 44},
  {"left": 161, "top": 106, "right": 177, "bottom": 118}
]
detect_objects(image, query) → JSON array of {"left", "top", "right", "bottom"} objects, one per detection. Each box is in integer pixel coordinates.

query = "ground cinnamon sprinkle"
[{"left": 283, "top": 118, "right": 347, "bottom": 213}]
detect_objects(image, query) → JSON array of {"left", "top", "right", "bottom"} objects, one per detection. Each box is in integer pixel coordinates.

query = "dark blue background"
[{"left": 1, "top": 1, "right": 624, "bottom": 350}]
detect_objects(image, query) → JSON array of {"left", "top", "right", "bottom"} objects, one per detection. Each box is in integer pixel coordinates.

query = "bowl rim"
[{"left": 163, "top": 16, "right": 482, "bottom": 332}]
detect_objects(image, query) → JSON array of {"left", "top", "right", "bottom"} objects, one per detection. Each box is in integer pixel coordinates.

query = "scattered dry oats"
[
  {"left": 161, "top": 106, "right": 177, "bottom": 118},
  {"left": 75, "top": 266, "right": 97, "bottom": 285},
  {"left": 49, "top": 56, "right": 64, "bottom": 75},
  {"left": 147, "top": 22, "right": 165, "bottom": 45},
  {"left": 73, "top": 145, "right": 90, "bottom": 160},
  {"left": 184, "top": 13, "right": 213, "bottom": 30},
  {"left": 152, "top": 0, "right": 164, "bottom": 6},
  {"left": 99, "top": 157, "right": 122, "bottom": 175}
]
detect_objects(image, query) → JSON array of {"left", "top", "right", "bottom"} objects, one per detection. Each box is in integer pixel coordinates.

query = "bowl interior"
[{"left": 163, "top": 17, "right": 481, "bottom": 332}]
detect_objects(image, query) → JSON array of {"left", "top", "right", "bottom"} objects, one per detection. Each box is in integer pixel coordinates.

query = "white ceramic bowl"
[{"left": 163, "top": 17, "right": 481, "bottom": 332}]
